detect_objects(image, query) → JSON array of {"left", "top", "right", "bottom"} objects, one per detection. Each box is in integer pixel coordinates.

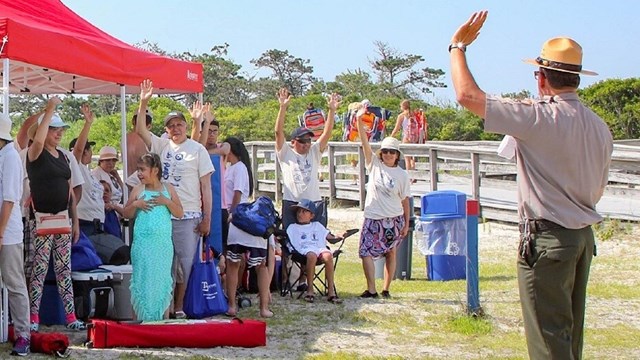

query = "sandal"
[
  {"left": 327, "top": 295, "right": 343, "bottom": 304},
  {"left": 303, "top": 293, "right": 315, "bottom": 303},
  {"left": 66, "top": 320, "right": 86, "bottom": 331},
  {"left": 174, "top": 310, "right": 187, "bottom": 319},
  {"left": 360, "top": 290, "right": 379, "bottom": 298}
]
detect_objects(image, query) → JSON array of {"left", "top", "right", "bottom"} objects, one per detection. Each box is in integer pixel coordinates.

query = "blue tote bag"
[{"left": 183, "top": 236, "right": 228, "bottom": 319}]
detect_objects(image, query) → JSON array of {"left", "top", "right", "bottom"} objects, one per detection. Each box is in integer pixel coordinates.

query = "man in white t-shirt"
[
  {"left": 0, "top": 114, "right": 31, "bottom": 355},
  {"left": 274, "top": 88, "right": 341, "bottom": 229},
  {"left": 135, "top": 79, "right": 215, "bottom": 318}
]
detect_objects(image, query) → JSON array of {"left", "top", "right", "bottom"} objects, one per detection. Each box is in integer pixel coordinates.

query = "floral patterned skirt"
[{"left": 359, "top": 215, "right": 406, "bottom": 259}]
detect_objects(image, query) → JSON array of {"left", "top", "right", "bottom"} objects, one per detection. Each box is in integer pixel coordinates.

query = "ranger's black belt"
[{"left": 518, "top": 219, "right": 565, "bottom": 234}]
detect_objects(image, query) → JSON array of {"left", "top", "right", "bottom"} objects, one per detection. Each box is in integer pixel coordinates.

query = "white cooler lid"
[
  {"left": 71, "top": 269, "right": 113, "bottom": 281},
  {"left": 100, "top": 264, "right": 133, "bottom": 274}
]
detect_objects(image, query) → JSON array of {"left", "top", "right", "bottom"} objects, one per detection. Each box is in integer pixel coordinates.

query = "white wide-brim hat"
[{"left": 0, "top": 113, "right": 12, "bottom": 141}]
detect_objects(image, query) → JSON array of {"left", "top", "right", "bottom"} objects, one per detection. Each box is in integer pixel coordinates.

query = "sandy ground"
[{"left": 11, "top": 207, "right": 640, "bottom": 359}]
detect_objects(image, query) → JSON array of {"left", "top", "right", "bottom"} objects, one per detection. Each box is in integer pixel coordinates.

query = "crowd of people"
[{"left": 0, "top": 11, "right": 614, "bottom": 358}]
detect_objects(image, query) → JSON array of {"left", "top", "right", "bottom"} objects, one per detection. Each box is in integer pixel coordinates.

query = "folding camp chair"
[{"left": 279, "top": 228, "right": 358, "bottom": 299}]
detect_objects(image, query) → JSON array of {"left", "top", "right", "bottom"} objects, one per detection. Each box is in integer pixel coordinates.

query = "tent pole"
[
  {"left": 2, "top": 59, "right": 9, "bottom": 115},
  {"left": 120, "top": 85, "right": 130, "bottom": 246},
  {"left": 120, "top": 85, "right": 128, "bottom": 203}
]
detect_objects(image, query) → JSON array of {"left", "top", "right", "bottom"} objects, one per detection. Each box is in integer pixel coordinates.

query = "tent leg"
[
  {"left": 2, "top": 59, "right": 9, "bottom": 115},
  {"left": 120, "top": 85, "right": 130, "bottom": 246}
]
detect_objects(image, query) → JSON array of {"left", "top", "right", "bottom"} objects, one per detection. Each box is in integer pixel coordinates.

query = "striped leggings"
[{"left": 28, "top": 233, "right": 77, "bottom": 324}]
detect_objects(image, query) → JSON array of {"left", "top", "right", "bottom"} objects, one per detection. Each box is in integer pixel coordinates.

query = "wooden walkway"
[{"left": 247, "top": 141, "right": 640, "bottom": 224}]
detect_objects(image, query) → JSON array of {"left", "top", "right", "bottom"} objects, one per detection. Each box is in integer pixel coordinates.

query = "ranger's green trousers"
[{"left": 517, "top": 226, "right": 595, "bottom": 360}]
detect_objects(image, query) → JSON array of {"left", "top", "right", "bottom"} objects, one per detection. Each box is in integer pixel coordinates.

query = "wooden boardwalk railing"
[{"left": 246, "top": 141, "right": 640, "bottom": 223}]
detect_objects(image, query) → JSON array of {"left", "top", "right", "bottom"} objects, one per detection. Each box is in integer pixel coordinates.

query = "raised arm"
[
  {"left": 390, "top": 113, "right": 404, "bottom": 138},
  {"left": 72, "top": 104, "right": 94, "bottom": 162},
  {"left": 450, "top": 11, "right": 488, "bottom": 118},
  {"left": 135, "top": 79, "right": 154, "bottom": 148},
  {"left": 16, "top": 110, "right": 43, "bottom": 150},
  {"left": 356, "top": 106, "right": 373, "bottom": 167},
  {"left": 198, "top": 103, "right": 213, "bottom": 146},
  {"left": 317, "top": 93, "right": 341, "bottom": 152},
  {"left": 189, "top": 100, "right": 204, "bottom": 141},
  {"left": 28, "top": 97, "right": 60, "bottom": 162},
  {"left": 274, "top": 88, "right": 291, "bottom": 152}
]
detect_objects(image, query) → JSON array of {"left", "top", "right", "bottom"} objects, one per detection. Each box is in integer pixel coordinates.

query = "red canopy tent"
[
  {"left": 0, "top": 2, "right": 205, "bottom": 289},
  {"left": 0, "top": 0, "right": 203, "bottom": 94}
]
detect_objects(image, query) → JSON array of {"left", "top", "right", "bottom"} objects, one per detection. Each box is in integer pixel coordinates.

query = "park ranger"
[{"left": 448, "top": 11, "right": 613, "bottom": 360}]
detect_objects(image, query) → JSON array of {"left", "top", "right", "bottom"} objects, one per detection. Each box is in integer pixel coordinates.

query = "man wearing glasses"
[
  {"left": 449, "top": 11, "right": 613, "bottom": 359},
  {"left": 274, "top": 88, "right": 341, "bottom": 229}
]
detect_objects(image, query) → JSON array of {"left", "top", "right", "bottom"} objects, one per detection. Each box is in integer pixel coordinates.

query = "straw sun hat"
[{"left": 523, "top": 37, "right": 597, "bottom": 76}]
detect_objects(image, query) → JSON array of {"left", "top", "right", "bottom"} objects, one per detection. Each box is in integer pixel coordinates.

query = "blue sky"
[{"left": 62, "top": 0, "right": 636, "bottom": 104}]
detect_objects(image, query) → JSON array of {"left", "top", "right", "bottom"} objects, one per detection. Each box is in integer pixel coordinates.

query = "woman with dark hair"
[
  {"left": 356, "top": 105, "right": 410, "bottom": 299},
  {"left": 224, "top": 136, "right": 254, "bottom": 206},
  {"left": 223, "top": 137, "right": 273, "bottom": 317}
]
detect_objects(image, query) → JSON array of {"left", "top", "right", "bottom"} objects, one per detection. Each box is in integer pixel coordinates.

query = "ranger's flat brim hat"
[{"left": 523, "top": 37, "right": 597, "bottom": 76}]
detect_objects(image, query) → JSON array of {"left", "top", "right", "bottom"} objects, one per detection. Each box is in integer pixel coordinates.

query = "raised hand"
[
  {"left": 189, "top": 100, "right": 204, "bottom": 120},
  {"left": 327, "top": 93, "right": 342, "bottom": 111},
  {"left": 140, "top": 79, "right": 154, "bottom": 101},
  {"left": 203, "top": 103, "right": 214, "bottom": 122},
  {"left": 80, "top": 104, "right": 94, "bottom": 123},
  {"left": 451, "top": 10, "right": 488, "bottom": 46},
  {"left": 277, "top": 88, "right": 291, "bottom": 107},
  {"left": 47, "top": 96, "right": 62, "bottom": 109}
]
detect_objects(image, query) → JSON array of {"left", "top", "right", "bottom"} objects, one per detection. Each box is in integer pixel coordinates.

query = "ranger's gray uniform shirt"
[{"left": 484, "top": 93, "right": 613, "bottom": 229}]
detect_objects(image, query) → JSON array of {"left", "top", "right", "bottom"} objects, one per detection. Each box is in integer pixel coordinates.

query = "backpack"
[
  {"left": 414, "top": 110, "right": 427, "bottom": 143},
  {"left": 342, "top": 104, "right": 390, "bottom": 142},
  {"left": 231, "top": 196, "right": 278, "bottom": 239},
  {"left": 403, "top": 115, "right": 420, "bottom": 143},
  {"left": 298, "top": 108, "right": 326, "bottom": 140},
  {"left": 71, "top": 232, "right": 103, "bottom": 271}
]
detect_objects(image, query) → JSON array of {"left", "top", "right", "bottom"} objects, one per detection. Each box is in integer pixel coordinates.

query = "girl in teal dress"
[{"left": 124, "top": 153, "right": 183, "bottom": 321}]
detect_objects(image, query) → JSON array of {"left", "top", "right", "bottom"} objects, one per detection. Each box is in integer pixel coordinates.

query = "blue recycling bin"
[{"left": 421, "top": 191, "right": 467, "bottom": 281}]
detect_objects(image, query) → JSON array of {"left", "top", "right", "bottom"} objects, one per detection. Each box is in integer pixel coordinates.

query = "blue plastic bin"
[
  {"left": 421, "top": 191, "right": 467, "bottom": 281},
  {"left": 427, "top": 255, "right": 466, "bottom": 281}
]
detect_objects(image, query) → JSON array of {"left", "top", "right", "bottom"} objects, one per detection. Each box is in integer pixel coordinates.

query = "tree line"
[{"left": 6, "top": 42, "right": 639, "bottom": 152}]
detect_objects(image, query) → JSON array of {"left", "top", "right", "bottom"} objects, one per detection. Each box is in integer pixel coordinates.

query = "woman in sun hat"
[
  {"left": 354, "top": 104, "right": 411, "bottom": 299},
  {"left": 92, "top": 145, "right": 124, "bottom": 206},
  {"left": 26, "top": 96, "right": 86, "bottom": 332}
]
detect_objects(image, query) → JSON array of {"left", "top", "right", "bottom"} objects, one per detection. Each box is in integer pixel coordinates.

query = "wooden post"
[
  {"left": 429, "top": 148, "right": 438, "bottom": 192},
  {"left": 358, "top": 146, "right": 366, "bottom": 210},
  {"left": 274, "top": 149, "right": 282, "bottom": 203},
  {"left": 251, "top": 144, "right": 259, "bottom": 195},
  {"left": 328, "top": 144, "right": 336, "bottom": 207}
]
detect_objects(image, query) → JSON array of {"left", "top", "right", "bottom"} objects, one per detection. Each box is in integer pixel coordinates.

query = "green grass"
[{"left": 17, "top": 219, "right": 639, "bottom": 359}]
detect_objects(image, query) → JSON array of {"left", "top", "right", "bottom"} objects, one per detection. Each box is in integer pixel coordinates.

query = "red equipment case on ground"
[{"left": 88, "top": 318, "right": 266, "bottom": 348}]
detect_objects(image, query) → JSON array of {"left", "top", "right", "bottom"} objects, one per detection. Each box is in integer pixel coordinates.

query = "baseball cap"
[
  {"left": 133, "top": 109, "right": 154, "bottom": 125},
  {"left": 37, "top": 113, "right": 70, "bottom": 128},
  {"left": 290, "top": 199, "right": 316, "bottom": 214},
  {"left": 69, "top": 138, "right": 96, "bottom": 151},
  {"left": 290, "top": 127, "right": 314, "bottom": 140},
  {"left": 163, "top": 111, "right": 186, "bottom": 126}
]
